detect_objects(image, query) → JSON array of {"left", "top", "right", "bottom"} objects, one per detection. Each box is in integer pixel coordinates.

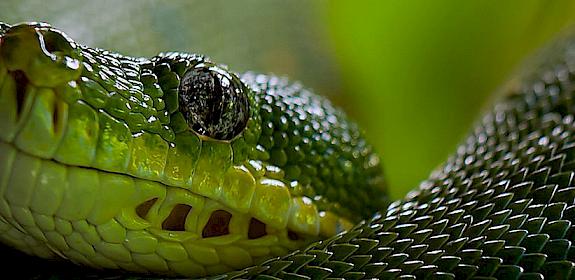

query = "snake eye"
[{"left": 178, "top": 63, "right": 250, "bottom": 141}]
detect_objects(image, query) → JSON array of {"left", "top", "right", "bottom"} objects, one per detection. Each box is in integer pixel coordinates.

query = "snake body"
[{"left": 1, "top": 22, "right": 575, "bottom": 279}]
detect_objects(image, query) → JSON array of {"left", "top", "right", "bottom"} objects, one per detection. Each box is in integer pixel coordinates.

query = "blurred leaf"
[{"left": 325, "top": 0, "right": 575, "bottom": 199}]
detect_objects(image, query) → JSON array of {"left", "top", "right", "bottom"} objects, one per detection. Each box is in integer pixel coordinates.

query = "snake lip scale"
[{"left": 1, "top": 21, "right": 575, "bottom": 280}]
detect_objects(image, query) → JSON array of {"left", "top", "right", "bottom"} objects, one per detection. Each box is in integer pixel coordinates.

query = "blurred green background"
[{"left": 2, "top": 0, "right": 575, "bottom": 199}]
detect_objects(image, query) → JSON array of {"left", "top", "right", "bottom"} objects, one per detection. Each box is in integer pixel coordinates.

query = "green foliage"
[{"left": 325, "top": 0, "right": 575, "bottom": 198}]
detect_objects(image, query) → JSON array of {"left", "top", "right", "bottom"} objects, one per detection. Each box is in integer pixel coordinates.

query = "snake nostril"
[
  {"left": 38, "top": 28, "right": 75, "bottom": 57},
  {"left": 162, "top": 204, "right": 192, "bottom": 231},
  {"left": 248, "top": 218, "right": 267, "bottom": 239},
  {"left": 202, "top": 210, "right": 232, "bottom": 238},
  {"left": 10, "top": 70, "right": 28, "bottom": 118},
  {"left": 42, "top": 35, "right": 57, "bottom": 54},
  {"left": 135, "top": 198, "right": 158, "bottom": 220}
]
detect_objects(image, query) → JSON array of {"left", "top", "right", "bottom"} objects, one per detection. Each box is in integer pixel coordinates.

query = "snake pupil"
[{"left": 178, "top": 64, "right": 250, "bottom": 141}]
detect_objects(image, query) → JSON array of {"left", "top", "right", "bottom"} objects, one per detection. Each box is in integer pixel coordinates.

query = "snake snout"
[
  {"left": 0, "top": 23, "right": 82, "bottom": 158},
  {"left": 0, "top": 23, "right": 82, "bottom": 88}
]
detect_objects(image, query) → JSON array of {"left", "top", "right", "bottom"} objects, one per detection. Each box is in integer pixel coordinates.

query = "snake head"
[{"left": 0, "top": 22, "right": 388, "bottom": 277}]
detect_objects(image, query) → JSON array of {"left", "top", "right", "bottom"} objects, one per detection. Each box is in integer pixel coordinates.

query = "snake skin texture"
[
  {"left": 1, "top": 23, "right": 575, "bottom": 280},
  {"left": 220, "top": 33, "right": 575, "bottom": 280}
]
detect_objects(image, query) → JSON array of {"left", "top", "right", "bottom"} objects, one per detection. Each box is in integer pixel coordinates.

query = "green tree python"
[{"left": 0, "top": 22, "right": 574, "bottom": 279}]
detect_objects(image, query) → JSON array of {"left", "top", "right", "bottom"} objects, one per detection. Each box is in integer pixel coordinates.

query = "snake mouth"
[
  {"left": 0, "top": 23, "right": 353, "bottom": 277},
  {"left": 0, "top": 144, "right": 320, "bottom": 277}
]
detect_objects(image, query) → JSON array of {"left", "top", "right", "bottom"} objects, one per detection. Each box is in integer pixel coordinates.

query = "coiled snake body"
[{"left": 0, "top": 22, "right": 574, "bottom": 279}]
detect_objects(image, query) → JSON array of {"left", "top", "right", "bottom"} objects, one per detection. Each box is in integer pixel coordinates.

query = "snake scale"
[{"left": 1, "top": 22, "right": 575, "bottom": 279}]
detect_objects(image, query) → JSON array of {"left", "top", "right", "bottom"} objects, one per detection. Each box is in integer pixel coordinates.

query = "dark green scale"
[
  {"left": 242, "top": 73, "right": 387, "bottom": 220},
  {"left": 72, "top": 46, "right": 178, "bottom": 141},
  {"left": 224, "top": 35, "right": 575, "bottom": 280}
]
